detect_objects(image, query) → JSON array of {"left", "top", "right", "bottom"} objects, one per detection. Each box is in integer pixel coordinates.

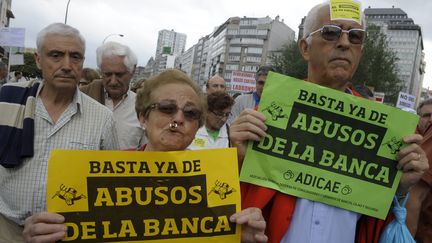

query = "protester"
[
  {"left": 9, "top": 71, "right": 24, "bottom": 83},
  {"left": 135, "top": 69, "right": 267, "bottom": 242},
  {"left": 229, "top": 2, "right": 429, "bottom": 243},
  {"left": 406, "top": 98, "right": 432, "bottom": 242},
  {"left": 206, "top": 74, "right": 226, "bottom": 94},
  {"left": 228, "top": 65, "right": 274, "bottom": 123},
  {"left": 188, "top": 91, "right": 234, "bottom": 150},
  {"left": 79, "top": 67, "right": 100, "bottom": 87},
  {"left": 0, "top": 23, "right": 118, "bottom": 243},
  {"left": 81, "top": 41, "right": 145, "bottom": 149}
]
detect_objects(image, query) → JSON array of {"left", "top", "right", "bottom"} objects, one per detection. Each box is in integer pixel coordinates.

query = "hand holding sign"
[
  {"left": 396, "top": 134, "right": 429, "bottom": 195},
  {"left": 229, "top": 109, "right": 267, "bottom": 165},
  {"left": 230, "top": 207, "right": 268, "bottom": 243},
  {"left": 23, "top": 212, "right": 67, "bottom": 243}
]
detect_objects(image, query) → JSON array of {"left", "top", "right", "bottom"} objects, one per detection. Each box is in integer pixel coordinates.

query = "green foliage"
[
  {"left": 352, "top": 24, "right": 404, "bottom": 104},
  {"left": 270, "top": 24, "right": 403, "bottom": 104},
  {"left": 269, "top": 41, "right": 307, "bottom": 79},
  {"left": 10, "top": 52, "right": 42, "bottom": 79}
]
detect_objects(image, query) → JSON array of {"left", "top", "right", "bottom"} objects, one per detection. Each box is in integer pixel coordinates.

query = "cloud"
[{"left": 9, "top": 0, "right": 431, "bottom": 87}]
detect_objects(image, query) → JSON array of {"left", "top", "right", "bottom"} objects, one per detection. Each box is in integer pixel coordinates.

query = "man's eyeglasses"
[
  {"left": 102, "top": 71, "right": 129, "bottom": 79},
  {"left": 147, "top": 100, "right": 202, "bottom": 121},
  {"left": 211, "top": 111, "right": 231, "bottom": 119},
  {"left": 306, "top": 25, "right": 366, "bottom": 45}
]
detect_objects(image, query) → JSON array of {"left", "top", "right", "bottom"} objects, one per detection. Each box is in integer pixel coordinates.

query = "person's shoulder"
[
  {"left": 79, "top": 90, "right": 112, "bottom": 115},
  {"left": 80, "top": 79, "right": 103, "bottom": 93},
  {"left": 235, "top": 93, "right": 253, "bottom": 101},
  {"left": 3, "top": 79, "right": 39, "bottom": 88}
]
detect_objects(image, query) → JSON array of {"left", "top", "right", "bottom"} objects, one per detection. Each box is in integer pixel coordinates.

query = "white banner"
[
  {"left": 9, "top": 54, "right": 24, "bottom": 65},
  {"left": 396, "top": 91, "right": 416, "bottom": 110},
  {"left": 0, "top": 27, "right": 25, "bottom": 47},
  {"left": 230, "top": 70, "right": 256, "bottom": 93}
]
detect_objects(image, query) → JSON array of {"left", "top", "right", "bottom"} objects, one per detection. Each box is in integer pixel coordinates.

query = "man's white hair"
[
  {"left": 96, "top": 41, "right": 137, "bottom": 73},
  {"left": 303, "top": 1, "right": 366, "bottom": 43}
]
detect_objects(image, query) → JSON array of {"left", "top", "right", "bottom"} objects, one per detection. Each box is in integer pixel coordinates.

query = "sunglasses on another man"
[
  {"left": 306, "top": 25, "right": 366, "bottom": 45},
  {"left": 148, "top": 100, "right": 202, "bottom": 121}
]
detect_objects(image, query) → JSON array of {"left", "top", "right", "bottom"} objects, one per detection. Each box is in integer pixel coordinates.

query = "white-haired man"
[
  {"left": 0, "top": 23, "right": 118, "bottom": 242},
  {"left": 230, "top": 2, "right": 429, "bottom": 243},
  {"left": 81, "top": 41, "right": 145, "bottom": 149}
]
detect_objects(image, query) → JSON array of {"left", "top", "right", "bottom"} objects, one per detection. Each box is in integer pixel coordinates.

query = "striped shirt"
[{"left": 0, "top": 83, "right": 119, "bottom": 225}]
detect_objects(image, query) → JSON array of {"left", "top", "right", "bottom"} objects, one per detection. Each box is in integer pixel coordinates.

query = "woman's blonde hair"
[{"left": 136, "top": 69, "right": 206, "bottom": 127}]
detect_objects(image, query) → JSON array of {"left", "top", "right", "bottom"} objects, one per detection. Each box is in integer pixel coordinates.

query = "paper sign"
[
  {"left": 47, "top": 149, "right": 241, "bottom": 242},
  {"left": 330, "top": 0, "right": 362, "bottom": 24},
  {"left": 396, "top": 91, "right": 416, "bottom": 110},
  {"left": 230, "top": 71, "right": 256, "bottom": 93},
  {"left": 240, "top": 72, "right": 419, "bottom": 219},
  {"left": 0, "top": 27, "right": 25, "bottom": 47}
]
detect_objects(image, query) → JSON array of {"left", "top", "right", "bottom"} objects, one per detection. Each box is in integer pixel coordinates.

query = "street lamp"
[
  {"left": 102, "top": 34, "right": 124, "bottom": 44},
  {"left": 64, "top": 0, "right": 72, "bottom": 24}
]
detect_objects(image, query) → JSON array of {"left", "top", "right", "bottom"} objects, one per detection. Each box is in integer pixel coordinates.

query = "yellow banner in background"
[
  {"left": 330, "top": 0, "right": 362, "bottom": 24},
  {"left": 47, "top": 149, "right": 241, "bottom": 243}
]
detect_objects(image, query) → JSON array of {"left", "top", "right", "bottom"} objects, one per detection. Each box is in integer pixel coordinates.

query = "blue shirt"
[{"left": 281, "top": 198, "right": 361, "bottom": 243}]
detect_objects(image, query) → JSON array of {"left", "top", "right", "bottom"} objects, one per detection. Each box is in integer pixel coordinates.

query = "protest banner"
[
  {"left": 396, "top": 91, "right": 416, "bottom": 110},
  {"left": 0, "top": 27, "right": 25, "bottom": 47},
  {"left": 239, "top": 72, "right": 419, "bottom": 219},
  {"left": 47, "top": 149, "right": 241, "bottom": 242},
  {"left": 230, "top": 70, "right": 256, "bottom": 93}
]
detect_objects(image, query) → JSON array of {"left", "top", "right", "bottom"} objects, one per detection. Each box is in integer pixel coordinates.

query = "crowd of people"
[{"left": 0, "top": 1, "right": 431, "bottom": 243}]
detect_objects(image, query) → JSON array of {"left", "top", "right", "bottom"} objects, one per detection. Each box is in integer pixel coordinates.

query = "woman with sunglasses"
[{"left": 134, "top": 69, "right": 267, "bottom": 243}]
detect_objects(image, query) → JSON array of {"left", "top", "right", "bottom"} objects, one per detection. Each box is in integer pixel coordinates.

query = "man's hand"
[
  {"left": 23, "top": 212, "right": 66, "bottom": 243},
  {"left": 396, "top": 134, "right": 429, "bottom": 195},
  {"left": 230, "top": 207, "right": 267, "bottom": 243},
  {"left": 229, "top": 109, "right": 267, "bottom": 166}
]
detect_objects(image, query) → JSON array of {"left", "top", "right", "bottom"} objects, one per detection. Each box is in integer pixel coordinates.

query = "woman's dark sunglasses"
[
  {"left": 148, "top": 100, "right": 202, "bottom": 121},
  {"left": 306, "top": 25, "right": 366, "bottom": 45}
]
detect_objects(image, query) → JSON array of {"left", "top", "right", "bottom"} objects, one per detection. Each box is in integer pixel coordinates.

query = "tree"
[
  {"left": 352, "top": 24, "right": 404, "bottom": 104},
  {"left": 270, "top": 24, "right": 403, "bottom": 104},
  {"left": 10, "top": 52, "right": 42, "bottom": 79},
  {"left": 270, "top": 41, "right": 307, "bottom": 80}
]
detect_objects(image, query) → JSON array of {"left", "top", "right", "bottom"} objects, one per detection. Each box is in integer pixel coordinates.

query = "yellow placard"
[
  {"left": 47, "top": 149, "right": 241, "bottom": 242},
  {"left": 330, "top": 0, "right": 362, "bottom": 24}
]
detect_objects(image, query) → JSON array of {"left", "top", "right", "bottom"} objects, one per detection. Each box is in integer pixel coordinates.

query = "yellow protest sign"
[
  {"left": 47, "top": 149, "right": 241, "bottom": 242},
  {"left": 330, "top": 0, "right": 362, "bottom": 24}
]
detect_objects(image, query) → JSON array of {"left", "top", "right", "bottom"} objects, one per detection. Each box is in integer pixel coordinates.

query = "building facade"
[
  {"left": 178, "top": 16, "right": 295, "bottom": 91},
  {"left": 0, "top": 0, "right": 14, "bottom": 60},
  {"left": 364, "top": 7, "right": 426, "bottom": 105},
  {"left": 154, "top": 29, "right": 186, "bottom": 74}
]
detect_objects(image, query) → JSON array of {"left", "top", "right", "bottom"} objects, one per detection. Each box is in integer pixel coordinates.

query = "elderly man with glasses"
[
  {"left": 229, "top": 1, "right": 429, "bottom": 243},
  {"left": 81, "top": 41, "right": 146, "bottom": 149},
  {"left": 188, "top": 91, "right": 234, "bottom": 150}
]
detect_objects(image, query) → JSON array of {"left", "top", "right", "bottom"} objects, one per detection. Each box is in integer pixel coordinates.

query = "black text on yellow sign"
[{"left": 62, "top": 175, "right": 236, "bottom": 242}]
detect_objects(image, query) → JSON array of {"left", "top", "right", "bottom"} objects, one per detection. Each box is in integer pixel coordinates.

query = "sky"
[{"left": 9, "top": 0, "right": 432, "bottom": 88}]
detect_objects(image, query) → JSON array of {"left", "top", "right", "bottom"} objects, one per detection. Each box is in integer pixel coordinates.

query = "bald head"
[{"left": 207, "top": 75, "right": 226, "bottom": 94}]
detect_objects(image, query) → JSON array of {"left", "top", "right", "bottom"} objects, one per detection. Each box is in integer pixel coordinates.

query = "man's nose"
[
  {"left": 61, "top": 56, "right": 72, "bottom": 70},
  {"left": 336, "top": 32, "right": 351, "bottom": 49}
]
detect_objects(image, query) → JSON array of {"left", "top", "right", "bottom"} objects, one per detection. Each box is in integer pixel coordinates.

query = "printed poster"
[
  {"left": 240, "top": 72, "right": 419, "bottom": 219},
  {"left": 330, "top": 0, "right": 362, "bottom": 24},
  {"left": 47, "top": 149, "right": 241, "bottom": 242}
]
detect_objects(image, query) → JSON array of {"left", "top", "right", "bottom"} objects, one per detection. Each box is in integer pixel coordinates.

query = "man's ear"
[
  {"left": 298, "top": 38, "right": 310, "bottom": 62},
  {"left": 34, "top": 52, "right": 42, "bottom": 70}
]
